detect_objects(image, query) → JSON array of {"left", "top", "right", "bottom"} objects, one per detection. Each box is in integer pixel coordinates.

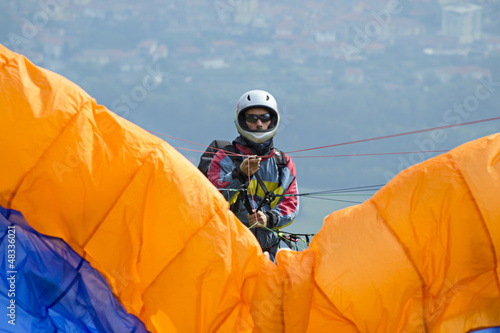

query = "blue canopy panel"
[{"left": 0, "top": 206, "right": 148, "bottom": 333}]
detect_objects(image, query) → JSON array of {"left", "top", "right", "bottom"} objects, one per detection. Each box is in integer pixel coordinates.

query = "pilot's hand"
[
  {"left": 240, "top": 156, "right": 261, "bottom": 176},
  {"left": 247, "top": 210, "right": 267, "bottom": 228}
]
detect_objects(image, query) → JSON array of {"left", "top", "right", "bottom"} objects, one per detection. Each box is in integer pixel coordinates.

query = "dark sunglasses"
[{"left": 245, "top": 113, "right": 271, "bottom": 123}]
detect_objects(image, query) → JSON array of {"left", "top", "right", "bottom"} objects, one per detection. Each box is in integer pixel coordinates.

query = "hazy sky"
[{"left": 2, "top": 0, "right": 499, "bottom": 235}]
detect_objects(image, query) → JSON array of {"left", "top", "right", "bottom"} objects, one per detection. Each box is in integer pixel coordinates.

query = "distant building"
[
  {"left": 441, "top": 3, "right": 482, "bottom": 44},
  {"left": 344, "top": 67, "right": 365, "bottom": 84},
  {"left": 185, "top": 0, "right": 219, "bottom": 27},
  {"left": 275, "top": 18, "right": 298, "bottom": 39},
  {"left": 250, "top": 43, "right": 274, "bottom": 57},
  {"left": 314, "top": 24, "right": 337, "bottom": 43},
  {"left": 234, "top": 0, "right": 258, "bottom": 25},
  {"left": 389, "top": 17, "right": 426, "bottom": 38},
  {"left": 422, "top": 65, "right": 491, "bottom": 83},
  {"left": 438, "top": 0, "right": 457, "bottom": 5},
  {"left": 137, "top": 39, "right": 158, "bottom": 56},
  {"left": 199, "top": 57, "right": 227, "bottom": 69},
  {"left": 485, "top": 36, "right": 500, "bottom": 53},
  {"left": 302, "top": 69, "right": 332, "bottom": 86},
  {"left": 152, "top": 45, "right": 168, "bottom": 62},
  {"left": 38, "top": 34, "right": 65, "bottom": 60}
]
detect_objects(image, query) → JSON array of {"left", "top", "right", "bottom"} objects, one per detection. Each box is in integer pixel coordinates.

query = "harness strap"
[
  {"left": 254, "top": 173, "right": 269, "bottom": 194},
  {"left": 254, "top": 173, "right": 274, "bottom": 212},
  {"left": 226, "top": 145, "right": 287, "bottom": 214},
  {"left": 239, "top": 187, "right": 255, "bottom": 213}
]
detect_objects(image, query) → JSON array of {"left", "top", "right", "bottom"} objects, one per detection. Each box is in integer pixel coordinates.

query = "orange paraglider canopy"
[{"left": 1, "top": 43, "right": 499, "bottom": 332}]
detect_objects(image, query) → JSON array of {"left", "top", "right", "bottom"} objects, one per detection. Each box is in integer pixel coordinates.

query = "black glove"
[
  {"left": 232, "top": 167, "right": 248, "bottom": 183},
  {"left": 265, "top": 211, "right": 279, "bottom": 229}
]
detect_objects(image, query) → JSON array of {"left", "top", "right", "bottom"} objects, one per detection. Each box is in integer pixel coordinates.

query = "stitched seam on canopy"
[
  {"left": 312, "top": 281, "right": 361, "bottom": 332},
  {"left": 279, "top": 271, "right": 286, "bottom": 332},
  {"left": 80, "top": 145, "right": 164, "bottom": 250},
  {"left": 310, "top": 254, "right": 361, "bottom": 333},
  {"left": 6, "top": 104, "right": 86, "bottom": 208},
  {"left": 446, "top": 154, "right": 500, "bottom": 293},
  {"left": 2, "top": 52, "right": 82, "bottom": 209},
  {"left": 143, "top": 196, "right": 228, "bottom": 285},
  {"left": 47, "top": 258, "right": 85, "bottom": 309},
  {"left": 371, "top": 199, "right": 429, "bottom": 333},
  {"left": 209, "top": 238, "right": 262, "bottom": 332},
  {"left": 209, "top": 301, "right": 241, "bottom": 333},
  {"left": 281, "top": 251, "right": 318, "bottom": 333},
  {"left": 7, "top": 87, "right": 163, "bottom": 252},
  {"left": 199, "top": 267, "right": 251, "bottom": 333},
  {"left": 138, "top": 203, "right": 242, "bottom": 328},
  {"left": 0, "top": 52, "right": 16, "bottom": 72}
]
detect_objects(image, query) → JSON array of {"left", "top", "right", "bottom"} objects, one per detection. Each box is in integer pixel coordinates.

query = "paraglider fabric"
[
  {"left": 0, "top": 44, "right": 499, "bottom": 332},
  {"left": 0, "top": 207, "right": 148, "bottom": 332}
]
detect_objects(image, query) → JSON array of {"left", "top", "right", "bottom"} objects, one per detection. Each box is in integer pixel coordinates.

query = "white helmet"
[{"left": 234, "top": 90, "right": 280, "bottom": 144}]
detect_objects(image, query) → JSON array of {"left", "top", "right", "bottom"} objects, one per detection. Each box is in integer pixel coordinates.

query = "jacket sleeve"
[
  {"left": 207, "top": 150, "right": 247, "bottom": 191},
  {"left": 267, "top": 155, "right": 299, "bottom": 229}
]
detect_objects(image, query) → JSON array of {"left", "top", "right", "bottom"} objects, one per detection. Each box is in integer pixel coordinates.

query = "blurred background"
[{"left": 2, "top": 0, "right": 499, "bottom": 235}]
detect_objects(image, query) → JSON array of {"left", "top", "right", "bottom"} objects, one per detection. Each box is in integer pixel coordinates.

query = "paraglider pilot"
[{"left": 207, "top": 90, "right": 300, "bottom": 261}]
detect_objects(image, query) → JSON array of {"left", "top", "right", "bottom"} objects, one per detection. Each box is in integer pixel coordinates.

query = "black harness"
[{"left": 222, "top": 144, "right": 287, "bottom": 215}]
